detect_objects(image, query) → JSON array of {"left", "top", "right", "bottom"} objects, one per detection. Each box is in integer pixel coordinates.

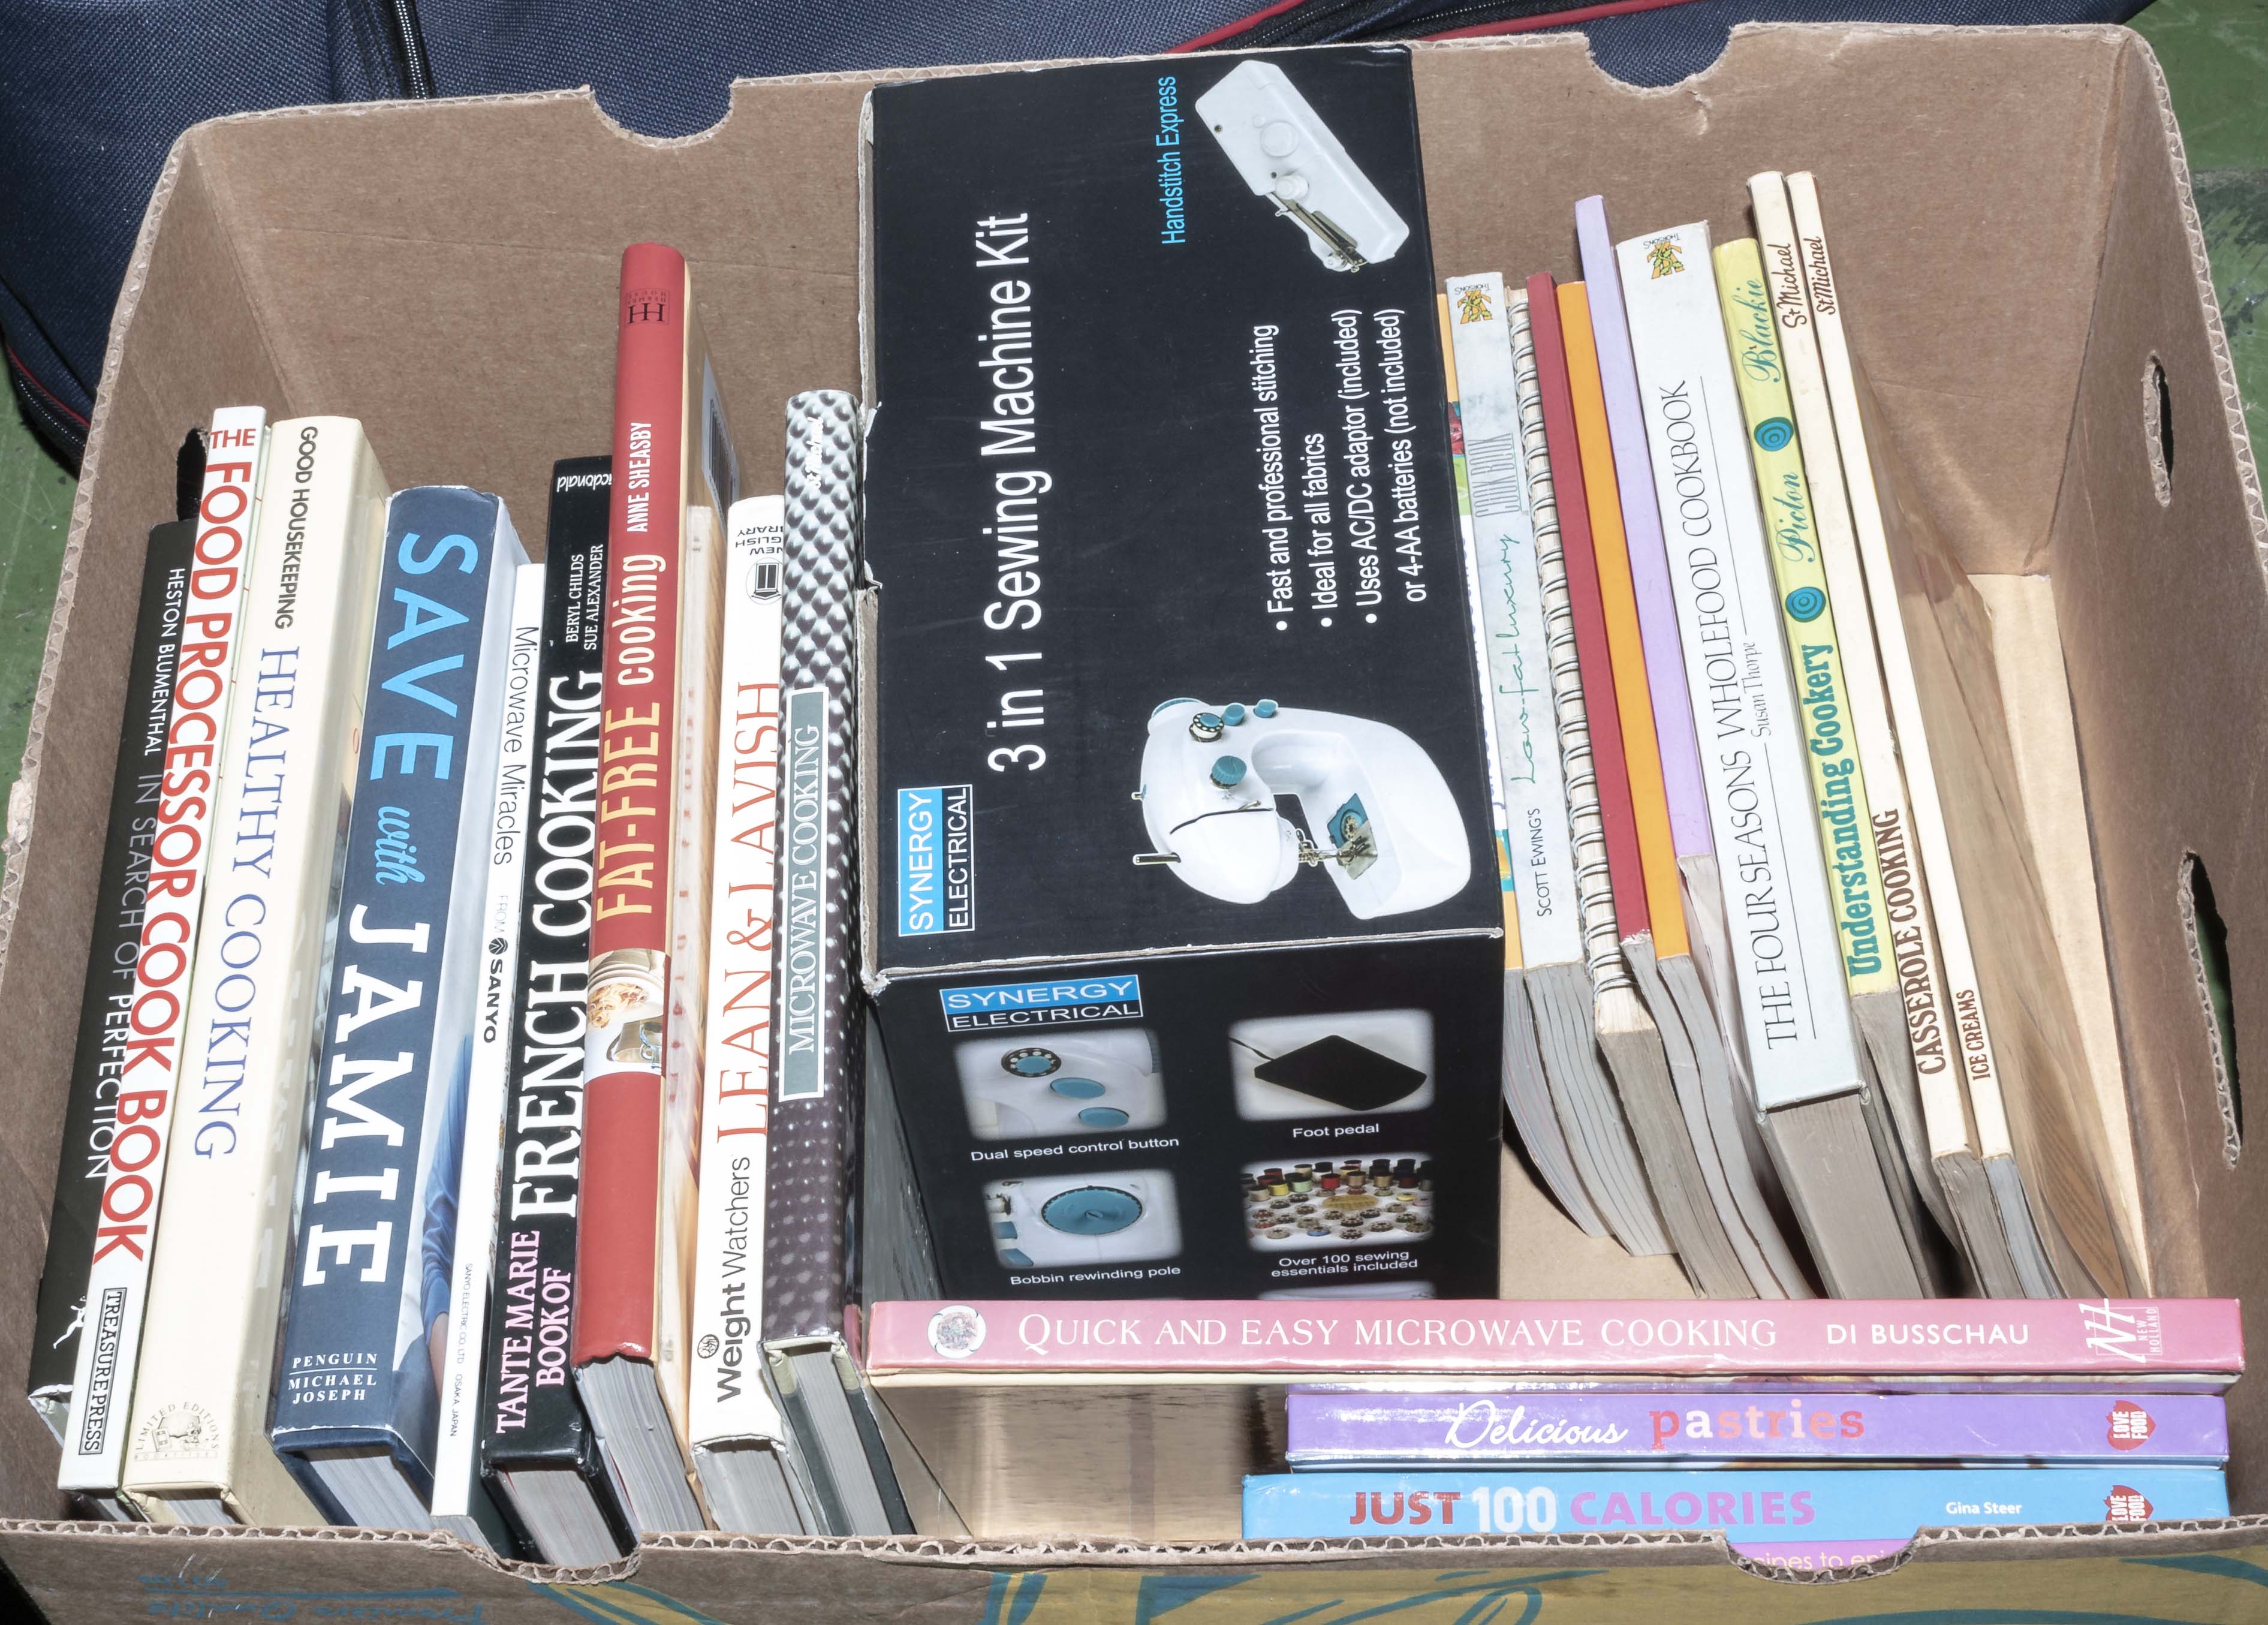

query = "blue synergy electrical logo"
[
  {"left": 939, "top": 976, "right": 1144, "bottom": 1033},
  {"left": 899, "top": 784, "right": 976, "bottom": 935}
]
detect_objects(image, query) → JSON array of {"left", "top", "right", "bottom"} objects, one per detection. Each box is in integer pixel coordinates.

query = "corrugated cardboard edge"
[
  {"left": 0, "top": 19, "right": 2261, "bottom": 1594},
  {"left": 5, "top": 1514, "right": 2264, "bottom": 1581},
  {"left": 2134, "top": 40, "right": 2268, "bottom": 559}
]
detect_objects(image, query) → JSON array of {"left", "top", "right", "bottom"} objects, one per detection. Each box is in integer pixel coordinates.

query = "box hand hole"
[
  {"left": 2179, "top": 853, "right": 2239, "bottom": 1164},
  {"left": 2145, "top": 356, "right": 2176, "bottom": 505}
]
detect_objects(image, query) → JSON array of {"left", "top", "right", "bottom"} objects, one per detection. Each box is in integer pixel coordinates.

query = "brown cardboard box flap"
[
  {"left": 2, "top": 20, "right": 2266, "bottom": 1621},
  {"left": 7, "top": 1519, "right": 2268, "bottom": 1621}
]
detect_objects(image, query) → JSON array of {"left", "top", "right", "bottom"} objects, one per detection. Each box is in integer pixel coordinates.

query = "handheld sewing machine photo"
[
  {"left": 1194, "top": 59, "right": 1411, "bottom": 273},
  {"left": 956, "top": 1029, "right": 1169, "bottom": 1141},
  {"left": 1134, "top": 696, "right": 1472, "bottom": 919}
]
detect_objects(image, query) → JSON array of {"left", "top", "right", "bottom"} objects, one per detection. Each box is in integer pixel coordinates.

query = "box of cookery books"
[
  {"left": 858, "top": 50, "right": 1504, "bottom": 1303},
  {"left": 2, "top": 20, "right": 2267, "bottom": 1625}
]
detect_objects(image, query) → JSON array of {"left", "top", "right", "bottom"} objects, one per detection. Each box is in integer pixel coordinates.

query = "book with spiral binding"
[
  {"left": 1506, "top": 289, "right": 1668, "bottom": 1265},
  {"left": 1442, "top": 275, "right": 1602, "bottom": 1243}
]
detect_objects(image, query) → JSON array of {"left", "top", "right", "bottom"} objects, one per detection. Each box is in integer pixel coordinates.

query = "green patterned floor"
[
  {"left": 2137, "top": 0, "right": 2268, "bottom": 460},
  {"left": 0, "top": 2, "right": 2261, "bottom": 827},
  {"left": 0, "top": 416, "right": 71, "bottom": 826}
]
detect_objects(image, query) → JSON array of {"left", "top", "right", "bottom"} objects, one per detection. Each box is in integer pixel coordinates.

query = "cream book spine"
[
  {"left": 1787, "top": 171, "right": 2132, "bottom": 1298},
  {"left": 1747, "top": 173, "right": 2005, "bottom": 1286},
  {"left": 1446, "top": 275, "right": 1608, "bottom": 1239},
  {"left": 121, "top": 417, "right": 378, "bottom": 1525},
  {"left": 657, "top": 501, "right": 726, "bottom": 1492},
  {"left": 1713, "top": 235, "right": 1945, "bottom": 1294},
  {"left": 66, "top": 408, "right": 269, "bottom": 1510},
  {"left": 1784, "top": 171, "right": 2050, "bottom": 1296},
  {"left": 430, "top": 562, "right": 547, "bottom": 1545},
  {"left": 690, "top": 498, "right": 794, "bottom": 1460}
]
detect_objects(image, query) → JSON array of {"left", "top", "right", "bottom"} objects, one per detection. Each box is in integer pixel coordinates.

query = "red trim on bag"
[
  {"left": 4, "top": 341, "right": 91, "bottom": 428},
  {"left": 1174, "top": 0, "right": 1698, "bottom": 52},
  {"left": 1170, "top": 0, "right": 1309, "bottom": 52},
  {"left": 1422, "top": 0, "right": 1701, "bottom": 39}
]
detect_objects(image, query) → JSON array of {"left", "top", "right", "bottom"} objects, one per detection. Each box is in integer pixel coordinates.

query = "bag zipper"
[{"left": 378, "top": 0, "right": 435, "bottom": 98}]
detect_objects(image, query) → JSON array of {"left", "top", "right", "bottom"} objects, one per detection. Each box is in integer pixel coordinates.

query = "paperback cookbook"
[
  {"left": 1282, "top": 1389, "right": 2231, "bottom": 1465},
  {"left": 1242, "top": 1467, "right": 2231, "bottom": 1567}
]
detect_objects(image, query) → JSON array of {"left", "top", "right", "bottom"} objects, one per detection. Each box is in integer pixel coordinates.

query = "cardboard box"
[
  {"left": 859, "top": 50, "right": 1502, "bottom": 1303},
  {"left": 1, "top": 22, "right": 2264, "bottom": 1621}
]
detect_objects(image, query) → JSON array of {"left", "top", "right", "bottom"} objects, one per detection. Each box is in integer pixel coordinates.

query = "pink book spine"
[{"left": 871, "top": 1300, "right": 2242, "bottom": 1377}]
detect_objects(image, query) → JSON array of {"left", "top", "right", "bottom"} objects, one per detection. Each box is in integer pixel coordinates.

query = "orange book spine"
[{"left": 1556, "top": 282, "right": 1688, "bottom": 959}]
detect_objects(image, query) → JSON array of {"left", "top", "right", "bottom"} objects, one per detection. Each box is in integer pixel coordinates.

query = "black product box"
[{"left": 858, "top": 46, "right": 1503, "bottom": 1300}]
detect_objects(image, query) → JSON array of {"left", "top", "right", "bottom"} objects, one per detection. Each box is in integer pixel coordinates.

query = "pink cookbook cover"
[{"left": 866, "top": 1299, "right": 2242, "bottom": 1380}]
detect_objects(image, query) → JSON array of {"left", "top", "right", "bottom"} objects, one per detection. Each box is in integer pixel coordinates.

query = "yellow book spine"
[
  {"left": 1713, "top": 237, "right": 1892, "bottom": 998},
  {"left": 1556, "top": 282, "right": 1686, "bottom": 959},
  {"left": 1440, "top": 293, "right": 1523, "bottom": 968}
]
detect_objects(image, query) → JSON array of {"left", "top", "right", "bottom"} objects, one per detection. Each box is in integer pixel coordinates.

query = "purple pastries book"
[{"left": 1284, "top": 1389, "right": 2228, "bottom": 1465}]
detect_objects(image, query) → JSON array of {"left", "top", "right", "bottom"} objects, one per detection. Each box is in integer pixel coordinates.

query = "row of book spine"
[
  {"left": 1441, "top": 173, "right": 2131, "bottom": 1302},
  {"left": 26, "top": 245, "right": 891, "bottom": 1559}
]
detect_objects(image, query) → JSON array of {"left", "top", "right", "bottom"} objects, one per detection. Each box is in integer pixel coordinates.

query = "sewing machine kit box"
[
  {"left": 858, "top": 50, "right": 1504, "bottom": 1302},
  {"left": 3, "top": 21, "right": 2268, "bottom": 1625}
]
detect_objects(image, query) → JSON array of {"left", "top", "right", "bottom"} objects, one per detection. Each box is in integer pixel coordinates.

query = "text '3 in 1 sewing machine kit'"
[{"left": 857, "top": 48, "right": 1503, "bottom": 1301}]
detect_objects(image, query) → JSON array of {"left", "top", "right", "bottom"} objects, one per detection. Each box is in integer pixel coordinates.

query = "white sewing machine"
[
  {"left": 1134, "top": 697, "right": 1471, "bottom": 918},
  {"left": 1195, "top": 59, "right": 1410, "bottom": 273},
  {"left": 984, "top": 1170, "right": 1182, "bottom": 1268},
  {"left": 956, "top": 1029, "right": 1168, "bottom": 1141}
]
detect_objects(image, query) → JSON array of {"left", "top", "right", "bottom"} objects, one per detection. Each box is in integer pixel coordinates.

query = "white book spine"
[
  {"left": 122, "top": 419, "right": 387, "bottom": 1521},
  {"left": 431, "top": 563, "right": 548, "bottom": 1527},
  {"left": 1613, "top": 224, "right": 1864, "bottom": 1112},
  {"left": 690, "top": 498, "right": 790, "bottom": 1450},
  {"left": 62, "top": 407, "right": 269, "bottom": 1496},
  {"left": 1447, "top": 275, "right": 1583, "bottom": 967},
  {"left": 1782, "top": 173, "right": 2012, "bottom": 1158}
]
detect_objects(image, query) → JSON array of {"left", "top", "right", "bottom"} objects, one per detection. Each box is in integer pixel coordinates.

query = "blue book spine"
[
  {"left": 1244, "top": 1468, "right": 2228, "bottom": 1564},
  {"left": 271, "top": 488, "right": 527, "bottom": 1505}
]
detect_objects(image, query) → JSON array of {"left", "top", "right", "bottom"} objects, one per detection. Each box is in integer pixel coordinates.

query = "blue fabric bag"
[{"left": 0, "top": 0, "right": 2139, "bottom": 466}]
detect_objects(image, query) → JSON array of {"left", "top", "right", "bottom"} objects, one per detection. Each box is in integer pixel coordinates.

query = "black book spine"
[
  {"left": 28, "top": 522, "right": 194, "bottom": 1417},
  {"left": 475, "top": 459, "right": 624, "bottom": 1524}
]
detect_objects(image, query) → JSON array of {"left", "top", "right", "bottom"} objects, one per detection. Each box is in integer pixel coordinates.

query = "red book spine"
[
  {"left": 574, "top": 243, "right": 689, "bottom": 1367},
  {"left": 1526, "top": 273, "right": 1648, "bottom": 941}
]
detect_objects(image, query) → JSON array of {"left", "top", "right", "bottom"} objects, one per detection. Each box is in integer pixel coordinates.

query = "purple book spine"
[
  {"left": 1574, "top": 195, "right": 1710, "bottom": 858},
  {"left": 1285, "top": 1390, "right": 2229, "bottom": 1464}
]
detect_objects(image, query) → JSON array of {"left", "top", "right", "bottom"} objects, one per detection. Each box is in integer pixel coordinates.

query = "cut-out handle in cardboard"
[
  {"left": 2146, "top": 355, "right": 2176, "bottom": 504},
  {"left": 2179, "top": 851, "right": 2241, "bottom": 1167}
]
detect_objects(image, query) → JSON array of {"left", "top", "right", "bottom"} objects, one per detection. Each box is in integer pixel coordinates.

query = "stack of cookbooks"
[
  {"left": 1260, "top": 1387, "right": 2228, "bottom": 1569},
  {"left": 1442, "top": 170, "right": 2140, "bottom": 1304},
  {"left": 863, "top": 1297, "right": 2242, "bottom": 1563},
  {"left": 13, "top": 40, "right": 2240, "bottom": 1572},
  {"left": 25, "top": 242, "right": 899, "bottom": 1557}
]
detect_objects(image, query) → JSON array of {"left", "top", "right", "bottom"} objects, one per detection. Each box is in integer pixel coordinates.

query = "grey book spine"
[{"left": 764, "top": 390, "right": 867, "bottom": 1344}]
